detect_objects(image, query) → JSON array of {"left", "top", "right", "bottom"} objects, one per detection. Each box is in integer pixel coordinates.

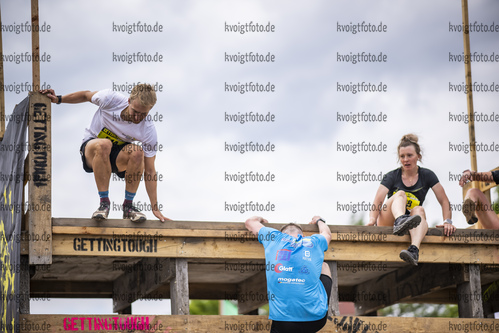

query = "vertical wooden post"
[
  {"left": 28, "top": 0, "right": 52, "bottom": 265},
  {"left": 461, "top": 0, "right": 476, "bottom": 173},
  {"left": 31, "top": 0, "right": 40, "bottom": 91},
  {"left": 28, "top": 92, "right": 52, "bottom": 265},
  {"left": 461, "top": 0, "right": 483, "bottom": 228},
  {"left": 170, "top": 258, "right": 189, "bottom": 315},
  {"left": 0, "top": 2, "right": 5, "bottom": 141},
  {"left": 19, "top": 256, "right": 31, "bottom": 314},
  {"left": 118, "top": 306, "right": 132, "bottom": 315},
  {"left": 457, "top": 264, "right": 483, "bottom": 318},
  {"left": 327, "top": 261, "right": 340, "bottom": 316}
]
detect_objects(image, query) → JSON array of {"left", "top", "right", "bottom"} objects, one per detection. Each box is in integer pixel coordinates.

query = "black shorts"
[
  {"left": 80, "top": 139, "right": 131, "bottom": 179},
  {"left": 270, "top": 274, "right": 333, "bottom": 333}
]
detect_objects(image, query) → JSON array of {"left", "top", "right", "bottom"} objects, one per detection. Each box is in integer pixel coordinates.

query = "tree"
[{"left": 189, "top": 300, "right": 219, "bottom": 315}]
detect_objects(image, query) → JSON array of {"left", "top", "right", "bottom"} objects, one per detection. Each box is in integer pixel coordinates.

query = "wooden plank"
[
  {"left": 237, "top": 271, "right": 267, "bottom": 314},
  {"left": 31, "top": 281, "right": 112, "bottom": 298},
  {"left": 328, "top": 241, "right": 499, "bottom": 264},
  {"left": 327, "top": 261, "right": 340, "bottom": 316},
  {"left": 170, "top": 258, "right": 189, "bottom": 315},
  {"left": 31, "top": 0, "right": 40, "bottom": 90},
  {"left": 43, "top": 234, "right": 499, "bottom": 264},
  {"left": 461, "top": 0, "right": 477, "bottom": 174},
  {"left": 457, "top": 264, "right": 484, "bottom": 318},
  {"left": 113, "top": 258, "right": 174, "bottom": 313},
  {"left": 51, "top": 219, "right": 499, "bottom": 245},
  {"left": 31, "top": 281, "right": 238, "bottom": 300},
  {"left": 49, "top": 234, "right": 262, "bottom": 259},
  {"left": 28, "top": 92, "right": 52, "bottom": 264},
  {"left": 18, "top": 314, "right": 499, "bottom": 333}
]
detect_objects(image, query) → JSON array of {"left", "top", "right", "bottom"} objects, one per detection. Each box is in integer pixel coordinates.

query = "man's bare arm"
[
  {"left": 245, "top": 216, "right": 268, "bottom": 236},
  {"left": 144, "top": 155, "right": 169, "bottom": 222},
  {"left": 459, "top": 170, "right": 494, "bottom": 187},
  {"left": 309, "top": 215, "right": 331, "bottom": 244},
  {"left": 40, "top": 89, "right": 97, "bottom": 104}
]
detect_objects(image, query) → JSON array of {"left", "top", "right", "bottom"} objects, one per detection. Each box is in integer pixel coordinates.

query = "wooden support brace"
[
  {"left": 113, "top": 258, "right": 173, "bottom": 313},
  {"left": 327, "top": 261, "right": 339, "bottom": 316},
  {"left": 353, "top": 263, "right": 467, "bottom": 315},
  {"left": 170, "top": 258, "right": 189, "bottom": 315},
  {"left": 237, "top": 271, "right": 267, "bottom": 315},
  {"left": 457, "top": 264, "right": 483, "bottom": 318}
]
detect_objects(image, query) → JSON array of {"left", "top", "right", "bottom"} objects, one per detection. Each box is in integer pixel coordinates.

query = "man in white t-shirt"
[{"left": 40, "top": 84, "right": 168, "bottom": 222}]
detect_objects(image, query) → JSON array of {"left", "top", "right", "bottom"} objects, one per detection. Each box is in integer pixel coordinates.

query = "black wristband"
[
  {"left": 57, "top": 95, "right": 62, "bottom": 104},
  {"left": 317, "top": 218, "right": 326, "bottom": 224}
]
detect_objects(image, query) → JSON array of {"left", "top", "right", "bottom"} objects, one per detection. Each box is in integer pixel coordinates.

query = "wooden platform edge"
[
  {"left": 51, "top": 218, "right": 499, "bottom": 245},
  {"left": 20, "top": 233, "right": 499, "bottom": 264},
  {"left": 18, "top": 314, "right": 499, "bottom": 333}
]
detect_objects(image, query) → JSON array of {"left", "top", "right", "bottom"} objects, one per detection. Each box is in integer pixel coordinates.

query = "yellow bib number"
[
  {"left": 97, "top": 127, "right": 126, "bottom": 145},
  {"left": 405, "top": 192, "right": 420, "bottom": 210}
]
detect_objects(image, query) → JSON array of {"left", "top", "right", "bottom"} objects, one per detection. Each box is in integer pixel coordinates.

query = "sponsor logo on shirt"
[
  {"left": 302, "top": 250, "right": 312, "bottom": 261},
  {"left": 299, "top": 265, "right": 310, "bottom": 275},
  {"left": 274, "top": 263, "right": 293, "bottom": 273},
  {"left": 280, "top": 235, "right": 314, "bottom": 249},
  {"left": 276, "top": 249, "right": 291, "bottom": 261},
  {"left": 302, "top": 238, "right": 314, "bottom": 248},
  {"left": 277, "top": 277, "right": 305, "bottom": 284}
]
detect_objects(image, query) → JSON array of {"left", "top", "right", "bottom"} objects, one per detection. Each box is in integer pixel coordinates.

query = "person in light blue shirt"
[{"left": 245, "top": 216, "right": 332, "bottom": 333}]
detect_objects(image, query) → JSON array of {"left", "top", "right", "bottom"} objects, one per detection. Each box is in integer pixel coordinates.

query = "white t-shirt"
[{"left": 82, "top": 89, "right": 158, "bottom": 158}]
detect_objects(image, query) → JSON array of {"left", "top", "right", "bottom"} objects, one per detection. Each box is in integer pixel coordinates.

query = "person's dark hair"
[
  {"left": 397, "top": 133, "right": 422, "bottom": 162},
  {"left": 280, "top": 223, "right": 303, "bottom": 235}
]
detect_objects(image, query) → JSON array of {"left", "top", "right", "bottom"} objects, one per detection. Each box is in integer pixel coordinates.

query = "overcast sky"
[{"left": 2, "top": 0, "right": 499, "bottom": 315}]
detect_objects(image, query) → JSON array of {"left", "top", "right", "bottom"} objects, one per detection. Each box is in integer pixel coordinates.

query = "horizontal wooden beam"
[
  {"left": 19, "top": 314, "right": 499, "bottom": 333},
  {"left": 52, "top": 218, "right": 499, "bottom": 244},
  {"left": 31, "top": 281, "right": 238, "bottom": 300},
  {"left": 25, "top": 233, "right": 498, "bottom": 264}
]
